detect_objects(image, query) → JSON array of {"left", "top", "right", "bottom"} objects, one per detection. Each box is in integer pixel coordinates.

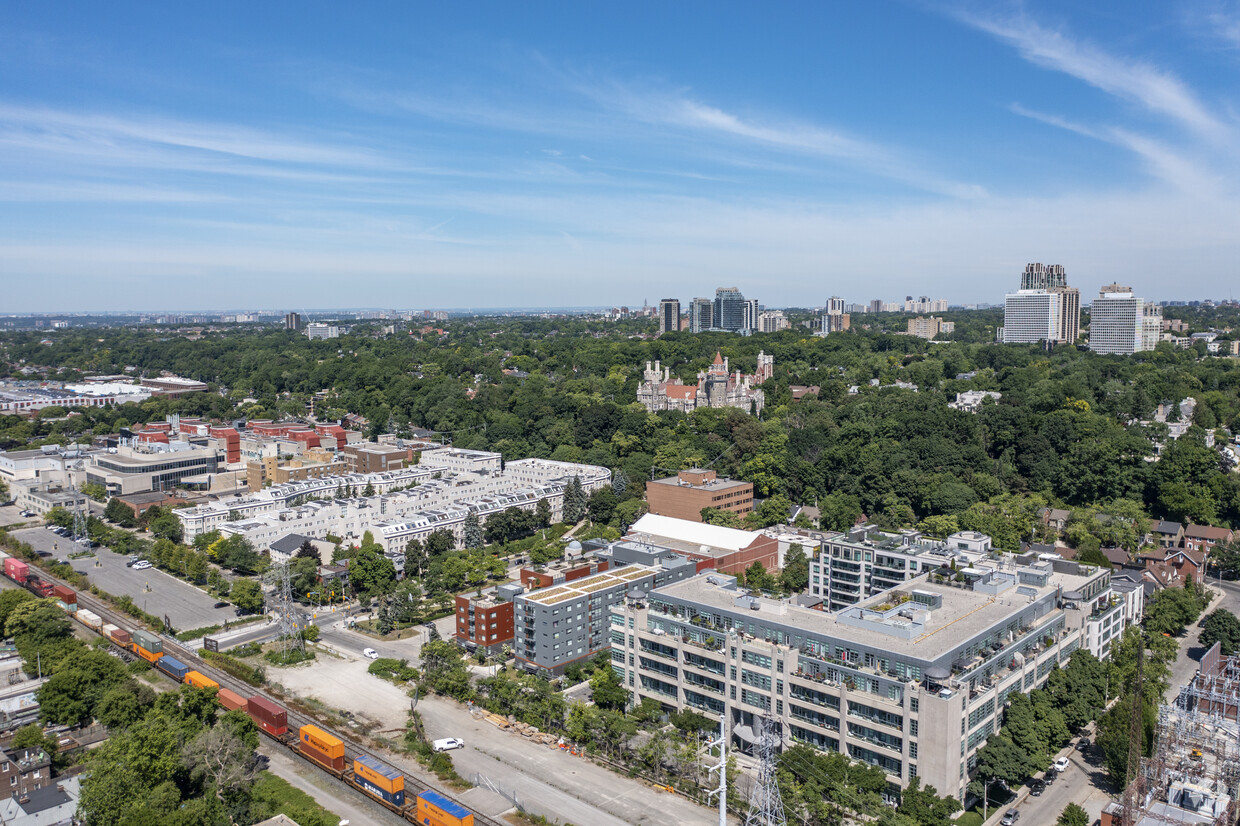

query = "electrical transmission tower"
[
  {"left": 266, "top": 562, "right": 305, "bottom": 659},
  {"left": 72, "top": 494, "right": 88, "bottom": 543},
  {"left": 745, "top": 715, "right": 787, "bottom": 826}
]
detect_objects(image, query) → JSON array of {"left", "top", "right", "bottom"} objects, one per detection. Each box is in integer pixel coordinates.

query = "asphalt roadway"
[{"left": 7, "top": 525, "right": 240, "bottom": 634}]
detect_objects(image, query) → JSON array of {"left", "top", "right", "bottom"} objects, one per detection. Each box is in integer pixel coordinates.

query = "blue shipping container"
[
  {"left": 157, "top": 655, "right": 189, "bottom": 681},
  {"left": 419, "top": 790, "right": 471, "bottom": 819},
  {"left": 352, "top": 774, "right": 404, "bottom": 807}
]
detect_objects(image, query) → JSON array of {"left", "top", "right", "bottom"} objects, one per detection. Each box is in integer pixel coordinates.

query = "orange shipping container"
[
  {"left": 217, "top": 688, "right": 247, "bottom": 711},
  {"left": 135, "top": 645, "right": 163, "bottom": 664},
  {"left": 185, "top": 671, "right": 219, "bottom": 690},
  {"left": 299, "top": 724, "right": 344, "bottom": 759}
]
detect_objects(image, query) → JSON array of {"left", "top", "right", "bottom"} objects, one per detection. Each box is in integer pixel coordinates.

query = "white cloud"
[{"left": 954, "top": 9, "right": 1231, "bottom": 141}]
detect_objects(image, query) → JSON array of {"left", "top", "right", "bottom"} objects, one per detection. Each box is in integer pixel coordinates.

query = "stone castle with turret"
[{"left": 637, "top": 351, "right": 771, "bottom": 415}]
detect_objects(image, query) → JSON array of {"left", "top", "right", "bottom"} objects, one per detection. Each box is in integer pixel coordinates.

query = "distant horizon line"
[{"left": 3, "top": 298, "right": 1231, "bottom": 318}]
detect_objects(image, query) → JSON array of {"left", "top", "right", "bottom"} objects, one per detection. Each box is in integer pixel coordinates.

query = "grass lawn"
[
  {"left": 957, "top": 811, "right": 984, "bottom": 826},
  {"left": 249, "top": 771, "right": 340, "bottom": 826}
]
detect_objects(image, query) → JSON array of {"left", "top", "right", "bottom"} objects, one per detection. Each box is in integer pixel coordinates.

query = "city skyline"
[{"left": 3, "top": 3, "right": 1239, "bottom": 311}]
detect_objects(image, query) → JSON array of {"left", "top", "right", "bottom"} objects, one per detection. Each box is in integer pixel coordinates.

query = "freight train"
[{"left": 0, "top": 549, "right": 477, "bottom": 826}]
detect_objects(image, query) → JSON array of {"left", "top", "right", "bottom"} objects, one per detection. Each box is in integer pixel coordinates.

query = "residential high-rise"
[
  {"left": 1002, "top": 291, "right": 1060, "bottom": 344},
  {"left": 714, "top": 287, "right": 747, "bottom": 332},
  {"left": 1142, "top": 304, "right": 1163, "bottom": 352},
  {"left": 1003, "top": 263, "right": 1079, "bottom": 345},
  {"left": 820, "top": 312, "right": 850, "bottom": 335},
  {"left": 869, "top": 299, "right": 884, "bottom": 314},
  {"left": 757, "top": 311, "right": 789, "bottom": 333},
  {"left": 283, "top": 312, "right": 302, "bottom": 331},
  {"left": 742, "top": 299, "right": 760, "bottom": 332},
  {"left": 1089, "top": 284, "right": 1149, "bottom": 355},
  {"left": 1020, "top": 263, "right": 1068, "bottom": 290},
  {"left": 826, "top": 296, "right": 846, "bottom": 315},
  {"left": 658, "top": 299, "right": 681, "bottom": 335},
  {"left": 690, "top": 298, "right": 714, "bottom": 333}
]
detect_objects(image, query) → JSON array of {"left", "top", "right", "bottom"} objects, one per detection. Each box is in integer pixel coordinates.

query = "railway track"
[{"left": 63, "top": 585, "right": 511, "bottom": 826}]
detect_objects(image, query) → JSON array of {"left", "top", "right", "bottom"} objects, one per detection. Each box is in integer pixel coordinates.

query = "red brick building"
[
  {"left": 454, "top": 594, "right": 515, "bottom": 654},
  {"left": 645, "top": 468, "right": 754, "bottom": 523}
]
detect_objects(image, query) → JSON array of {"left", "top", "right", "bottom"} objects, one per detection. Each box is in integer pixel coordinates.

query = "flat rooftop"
[
  {"left": 649, "top": 474, "right": 750, "bottom": 491},
  {"left": 522, "top": 566, "right": 656, "bottom": 607},
  {"left": 648, "top": 563, "right": 1088, "bottom": 662}
]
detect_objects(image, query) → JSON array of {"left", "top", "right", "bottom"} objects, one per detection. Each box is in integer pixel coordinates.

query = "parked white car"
[
  {"left": 1053, "top": 756, "right": 1070, "bottom": 773},
  {"left": 432, "top": 737, "right": 464, "bottom": 752},
  {"left": 133, "top": 560, "right": 152, "bottom": 570},
  {"left": 363, "top": 648, "right": 379, "bottom": 659}
]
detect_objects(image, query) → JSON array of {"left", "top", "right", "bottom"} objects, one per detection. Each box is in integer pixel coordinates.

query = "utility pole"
[{"left": 707, "top": 703, "right": 729, "bottom": 826}]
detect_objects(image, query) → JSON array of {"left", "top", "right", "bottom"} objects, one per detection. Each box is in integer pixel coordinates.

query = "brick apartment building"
[
  {"left": 339, "top": 443, "right": 414, "bottom": 474},
  {"left": 645, "top": 469, "right": 754, "bottom": 523}
]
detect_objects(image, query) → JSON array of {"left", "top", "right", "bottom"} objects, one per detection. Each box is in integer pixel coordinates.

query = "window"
[{"left": 910, "top": 698, "right": 918, "bottom": 713}]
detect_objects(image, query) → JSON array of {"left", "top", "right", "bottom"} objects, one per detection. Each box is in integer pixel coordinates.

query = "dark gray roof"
[
  {"left": 269, "top": 533, "right": 314, "bottom": 554},
  {"left": 1155, "top": 520, "right": 1183, "bottom": 534},
  {"left": 20, "top": 782, "right": 71, "bottom": 814}
]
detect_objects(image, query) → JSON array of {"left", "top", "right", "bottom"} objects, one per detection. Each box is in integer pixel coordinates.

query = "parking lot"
[{"left": 7, "top": 526, "right": 241, "bottom": 633}]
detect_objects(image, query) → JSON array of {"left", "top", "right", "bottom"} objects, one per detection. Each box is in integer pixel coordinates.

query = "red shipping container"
[
  {"left": 108, "top": 628, "right": 132, "bottom": 646},
  {"left": 217, "top": 688, "right": 247, "bottom": 712},
  {"left": 246, "top": 695, "right": 288, "bottom": 737},
  {"left": 4, "top": 558, "right": 29, "bottom": 583},
  {"left": 52, "top": 585, "right": 76, "bottom": 604},
  {"left": 299, "top": 740, "right": 345, "bottom": 773}
]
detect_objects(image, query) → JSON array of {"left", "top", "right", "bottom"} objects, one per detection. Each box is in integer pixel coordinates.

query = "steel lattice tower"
[
  {"left": 744, "top": 716, "right": 787, "bottom": 826},
  {"left": 266, "top": 562, "right": 304, "bottom": 659}
]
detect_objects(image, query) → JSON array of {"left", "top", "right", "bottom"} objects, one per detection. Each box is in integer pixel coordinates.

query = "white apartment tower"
[
  {"left": 1089, "top": 284, "right": 1150, "bottom": 355},
  {"left": 1003, "top": 263, "right": 1079, "bottom": 345}
]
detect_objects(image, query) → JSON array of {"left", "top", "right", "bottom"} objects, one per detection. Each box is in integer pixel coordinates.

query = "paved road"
[
  {"left": 1012, "top": 742, "right": 1117, "bottom": 826},
  {"left": 8, "top": 526, "right": 238, "bottom": 633},
  {"left": 259, "top": 741, "right": 405, "bottom": 826}
]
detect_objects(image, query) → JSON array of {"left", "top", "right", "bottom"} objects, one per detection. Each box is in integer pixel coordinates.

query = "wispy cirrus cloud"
[
  {"left": 952, "top": 8, "right": 1231, "bottom": 141},
  {"left": 0, "top": 104, "right": 386, "bottom": 168},
  {"left": 1008, "top": 103, "right": 1223, "bottom": 195}
]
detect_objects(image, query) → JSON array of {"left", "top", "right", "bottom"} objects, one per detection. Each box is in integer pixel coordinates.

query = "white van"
[{"left": 432, "top": 737, "right": 464, "bottom": 752}]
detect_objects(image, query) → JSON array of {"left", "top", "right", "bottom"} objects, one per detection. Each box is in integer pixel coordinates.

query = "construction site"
[{"left": 1105, "top": 641, "right": 1240, "bottom": 826}]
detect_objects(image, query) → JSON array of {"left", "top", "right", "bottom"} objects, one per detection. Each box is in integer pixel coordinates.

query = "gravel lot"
[{"left": 271, "top": 646, "right": 722, "bottom": 826}]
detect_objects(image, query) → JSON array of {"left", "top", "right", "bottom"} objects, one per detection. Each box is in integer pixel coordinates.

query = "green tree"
[
  {"left": 230, "top": 578, "right": 264, "bottom": 614},
  {"left": 38, "top": 648, "right": 129, "bottom": 726},
  {"left": 1057, "top": 803, "right": 1089, "bottom": 826},
  {"left": 462, "top": 511, "right": 483, "bottom": 549},
  {"left": 562, "top": 476, "right": 586, "bottom": 524},
  {"left": 534, "top": 498, "right": 552, "bottom": 528},
  {"left": 897, "top": 776, "right": 961, "bottom": 826},
  {"left": 779, "top": 544, "right": 809, "bottom": 594},
  {"left": 590, "top": 662, "right": 629, "bottom": 711},
  {"left": 350, "top": 545, "right": 396, "bottom": 597},
  {"left": 104, "top": 497, "right": 137, "bottom": 527},
  {"left": 420, "top": 640, "right": 472, "bottom": 700},
  {"left": 700, "top": 507, "right": 743, "bottom": 528},
  {"left": 586, "top": 486, "right": 618, "bottom": 524},
  {"left": 0, "top": 588, "right": 34, "bottom": 630},
  {"left": 1200, "top": 609, "right": 1240, "bottom": 655},
  {"left": 975, "top": 734, "right": 1036, "bottom": 787}
]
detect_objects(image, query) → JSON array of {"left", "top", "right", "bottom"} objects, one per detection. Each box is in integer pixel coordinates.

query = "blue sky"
[{"left": 2, "top": 2, "right": 1239, "bottom": 311}]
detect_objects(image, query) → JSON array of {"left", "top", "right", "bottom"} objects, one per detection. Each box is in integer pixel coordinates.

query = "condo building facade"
[{"left": 613, "top": 555, "right": 1128, "bottom": 803}]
